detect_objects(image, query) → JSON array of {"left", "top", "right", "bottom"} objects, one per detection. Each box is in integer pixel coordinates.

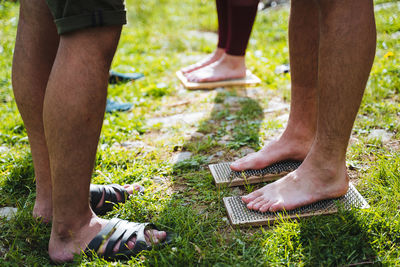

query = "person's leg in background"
[
  {"left": 242, "top": 0, "right": 376, "bottom": 213},
  {"left": 231, "top": 0, "right": 319, "bottom": 171},
  {"left": 186, "top": 0, "right": 259, "bottom": 82},
  {"left": 180, "top": 0, "right": 228, "bottom": 74}
]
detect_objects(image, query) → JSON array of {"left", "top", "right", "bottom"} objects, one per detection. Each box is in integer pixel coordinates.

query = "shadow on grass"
[
  {"left": 145, "top": 89, "right": 381, "bottom": 265},
  {"left": 144, "top": 88, "right": 268, "bottom": 265},
  {"left": 297, "top": 210, "right": 378, "bottom": 266}
]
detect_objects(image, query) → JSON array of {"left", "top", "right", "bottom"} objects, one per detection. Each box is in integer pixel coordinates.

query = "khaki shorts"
[{"left": 46, "top": 0, "right": 126, "bottom": 35}]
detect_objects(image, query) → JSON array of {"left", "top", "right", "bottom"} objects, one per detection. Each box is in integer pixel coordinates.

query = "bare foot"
[
  {"left": 185, "top": 54, "right": 246, "bottom": 83},
  {"left": 230, "top": 132, "right": 314, "bottom": 171},
  {"left": 180, "top": 48, "right": 225, "bottom": 74},
  {"left": 49, "top": 215, "right": 167, "bottom": 263},
  {"left": 242, "top": 158, "right": 350, "bottom": 212},
  {"left": 33, "top": 184, "right": 142, "bottom": 223},
  {"left": 33, "top": 194, "right": 53, "bottom": 223}
]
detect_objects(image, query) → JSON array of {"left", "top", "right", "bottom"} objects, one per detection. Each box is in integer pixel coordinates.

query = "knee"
[{"left": 61, "top": 25, "right": 122, "bottom": 67}]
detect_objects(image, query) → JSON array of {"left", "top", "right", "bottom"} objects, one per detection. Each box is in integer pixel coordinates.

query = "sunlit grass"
[{"left": 0, "top": 0, "right": 399, "bottom": 265}]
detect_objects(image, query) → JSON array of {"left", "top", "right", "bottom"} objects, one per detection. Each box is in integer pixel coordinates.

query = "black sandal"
[
  {"left": 84, "top": 218, "right": 172, "bottom": 260},
  {"left": 90, "top": 184, "right": 132, "bottom": 215}
]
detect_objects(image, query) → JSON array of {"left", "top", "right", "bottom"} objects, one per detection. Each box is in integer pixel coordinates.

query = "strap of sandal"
[
  {"left": 86, "top": 218, "right": 121, "bottom": 255},
  {"left": 90, "top": 184, "right": 129, "bottom": 215},
  {"left": 86, "top": 218, "right": 154, "bottom": 260}
]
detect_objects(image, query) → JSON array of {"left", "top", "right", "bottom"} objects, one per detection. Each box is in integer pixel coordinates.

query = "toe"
[
  {"left": 242, "top": 190, "right": 262, "bottom": 203},
  {"left": 230, "top": 153, "right": 257, "bottom": 171},
  {"left": 259, "top": 201, "right": 272, "bottom": 213},
  {"left": 252, "top": 199, "right": 269, "bottom": 210},
  {"left": 145, "top": 229, "right": 167, "bottom": 245},
  {"left": 112, "top": 238, "right": 136, "bottom": 253},
  {"left": 269, "top": 201, "right": 283, "bottom": 212},
  {"left": 122, "top": 184, "right": 143, "bottom": 195},
  {"left": 247, "top": 196, "right": 265, "bottom": 209}
]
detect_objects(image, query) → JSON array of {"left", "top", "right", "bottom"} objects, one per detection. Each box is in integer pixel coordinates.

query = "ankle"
[
  {"left": 305, "top": 151, "right": 348, "bottom": 180},
  {"left": 52, "top": 212, "right": 94, "bottom": 241},
  {"left": 280, "top": 128, "right": 315, "bottom": 148},
  {"left": 221, "top": 54, "right": 246, "bottom": 69},
  {"left": 214, "top": 47, "right": 226, "bottom": 57}
]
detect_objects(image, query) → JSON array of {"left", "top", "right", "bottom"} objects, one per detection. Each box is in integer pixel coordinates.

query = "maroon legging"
[{"left": 216, "top": 0, "right": 260, "bottom": 56}]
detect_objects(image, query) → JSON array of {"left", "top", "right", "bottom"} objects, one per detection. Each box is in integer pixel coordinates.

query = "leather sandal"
[
  {"left": 90, "top": 184, "right": 144, "bottom": 215},
  {"left": 84, "top": 218, "right": 173, "bottom": 260}
]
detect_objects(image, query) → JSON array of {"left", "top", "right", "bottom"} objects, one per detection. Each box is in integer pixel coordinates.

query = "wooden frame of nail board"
[
  {"left": 223, "top": 183, "right": 370, "bottom": 227},
  {"left": 209, "top": 161, "right": 302, "bottom": 187},
  {"left": 176, "top": 70, "right": 261, "bottom": 90}
]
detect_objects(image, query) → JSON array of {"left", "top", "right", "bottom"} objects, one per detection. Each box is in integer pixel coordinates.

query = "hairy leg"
[
  {"left": 42, "top": 25, "right": 165, "bottom": 262},
  {"left": 231, "top": 0, "right": 319, "bottom": 171},
  {"left": 12, "top": 1, "right": 141, "bottom": 223},
  {"left": 12, "top": 0, "right": 59, "bottom": 222},
  {"left": 244, "top": 0, "right": 376, "bottom": 212}
]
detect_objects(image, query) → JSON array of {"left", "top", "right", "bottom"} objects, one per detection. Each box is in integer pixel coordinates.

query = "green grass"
[{"left": 0, "top": 0, "right": 400, "bottom": 266}]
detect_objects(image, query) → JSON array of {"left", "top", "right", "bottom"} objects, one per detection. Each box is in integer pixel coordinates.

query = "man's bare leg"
[
  {"left": 12, "top": 1, "right": 142, "bottom": 223},
  {"left": 243, "top": 0, "right": 376, "bottom": 212},
  {"left": 12, "top": 0, "right": 59, "bottom": 223},
  {"left": 42, "top": 25, "right": 166, "bottom": 262},
  {"left": 11, "top": 0, "right": 165, "bottom": 262},
  {"left": 231, "top": 0, "right": 319, "bottom": 171}
]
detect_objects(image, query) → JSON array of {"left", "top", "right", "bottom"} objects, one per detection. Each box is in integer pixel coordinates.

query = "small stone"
[
  {"left": 215, "top": 151, "right": 224, "bottom": 157},
  {"left": 217, "top": 140, "right": 228, "bottom": 146},
  {"left": 213, "top": 103, "right": 224, "bottom": 111},
  {"left": 111, "top": 142, "right": 120, "bottom": 149},
  {"left": 205, "top": 133, "right": 214, "bottom": 139},
  {"left": 263, "top": 100, "right": 289, "bottom": 113},
  {"left": 153, "top": 176, "right": 164, "bottom": 184},
  {"left": 275, "top": 64, "right": 290, "bottom": 74},
  {"left": 100, "top": 144, "right": 108, "bottom": 150},
  {"left": 254, "top": 50, "right": 263, "bottom": 58},
  {"left": 121, "top": 141, "right": 146, "bottom": 149},
  {"left": 186, "top": 30, "right": 218, "bottom": 43},
  {"left": 147, "top": 112, "right": 205, "bottom": 127},
  {"left": 239, "top": 147, "right": 255, "bottom": 157},
  {"left": 349, "top": 137, "right": 361, "bottom": 146},
  {"left": 390, "top": 31, "right": 400, "bottom": 39},
  {"left": 207, "top": 155, "right": 215, "bottom": 162},
  {"left": 156, "top": 82, "right": 168, "bottom": 89},
  {"left": 276, "top": 114, "right": 289, "bottom": 123},
  {"left": 0, "top": 207, "right": 18, "bottom": 220},
  {"left": 226, "top": 125, "right": 234, "bottom": 131},
  {"left": 224, "top": 96, "right": 244, "bottom": 105},
  {"left": 171, "top": 152, "right": 193, "bottom": 164},
  {"left": 368, "top": 129, "right": 393, "bottom": 144},
  {"left": 191, "top": 132, "right": 205, "bottom": 139},
  {"left": 131, "top": 130, "right": 140, "bottom": 137},
  {"left": 232, "top": 187, "right": 241, "bottom": 195},
  {"left": 221, "top": 135, "right": 232, "bottom": 141}
]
